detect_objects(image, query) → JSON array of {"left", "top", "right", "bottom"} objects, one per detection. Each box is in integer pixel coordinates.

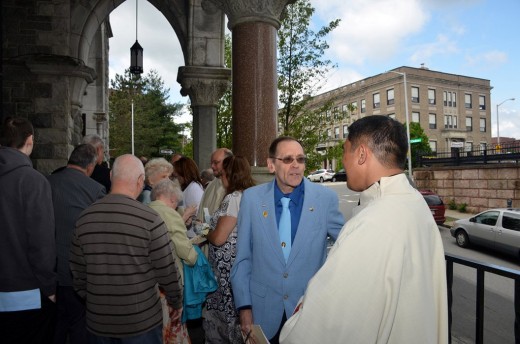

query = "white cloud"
[
  {"left": 410, "top": 34, "right": 459, "bottom": 63},
  {"left": 465, "top": 50, "right": 508, "bottom": 67},
  {"left": 314, "top": 0, "right": 429, "bottom": 65}
]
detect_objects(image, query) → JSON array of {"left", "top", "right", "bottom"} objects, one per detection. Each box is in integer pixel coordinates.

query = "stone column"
[
  {"left": 178, "top": 66, "right": 231, "bottom": 169},
  {"left": 207, "top": 0, "right": 292, "bottom": 177}
]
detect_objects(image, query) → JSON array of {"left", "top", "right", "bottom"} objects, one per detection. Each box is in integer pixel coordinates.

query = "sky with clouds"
[{"left": 109, "top": 0, "right": 520, "bottom": 139}]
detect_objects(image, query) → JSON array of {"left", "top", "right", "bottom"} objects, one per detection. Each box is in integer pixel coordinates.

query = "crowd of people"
[{"left": 0, "top": 115, "right": 449, "bottom": 344}]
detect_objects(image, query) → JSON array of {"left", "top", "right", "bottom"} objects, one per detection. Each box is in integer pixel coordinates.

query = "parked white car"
[
  {"left": 450, "top": 208, "right": 520, "bottom": 258},
  {"left": 307, "top": 169, "right": 335, "bottom": 183}
]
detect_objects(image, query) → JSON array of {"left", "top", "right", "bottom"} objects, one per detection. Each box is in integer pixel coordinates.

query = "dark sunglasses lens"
[
  {"left": 282, "top": 157, "right": 294, "bottom": 164},
  {"left": 296, "top": 157, "right": 306, "bottom": 164}
]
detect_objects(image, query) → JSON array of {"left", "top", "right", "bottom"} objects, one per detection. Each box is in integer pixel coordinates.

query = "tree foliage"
[
  {"left": 277, "top": 0, "right": 340, "bottom": 172},
  {"left": 109, "top": 69, "right": 186, "bottom": 158},
  {"left": 409, "top": 121, "right": 432, "bottom": 167},
  {"left": 216, "top": 34, "right": 233, "bottom": 149}
]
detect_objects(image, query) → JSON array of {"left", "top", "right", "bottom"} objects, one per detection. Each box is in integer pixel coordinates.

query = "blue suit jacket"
[{"left": 230, "top": 179, "right": 344, "bottom": 339}]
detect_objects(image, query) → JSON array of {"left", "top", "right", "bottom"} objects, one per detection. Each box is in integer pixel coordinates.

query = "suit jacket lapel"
[{"left": 287, "top": 181, "right": 320, "bottom": 266}]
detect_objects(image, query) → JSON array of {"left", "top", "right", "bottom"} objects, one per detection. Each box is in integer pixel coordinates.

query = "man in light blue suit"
[{"left": 231, "top": 136, "right": 345, "bottom": 343}]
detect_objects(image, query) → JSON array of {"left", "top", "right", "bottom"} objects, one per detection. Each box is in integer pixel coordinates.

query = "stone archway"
[{"left": 2, "top": 0, "right": 230, "bottom": 173}]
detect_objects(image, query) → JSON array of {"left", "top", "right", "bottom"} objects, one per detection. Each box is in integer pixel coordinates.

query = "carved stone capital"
[
  {"left": 204, "top": 0, "right": 294, "bottom": 29},
  {"left": 177, "top": 66, "right": 231, "bottom": 106}
]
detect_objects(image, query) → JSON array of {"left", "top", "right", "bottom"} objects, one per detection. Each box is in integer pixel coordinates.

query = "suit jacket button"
[
  {"left": 283, "top": 273, "right": 288, "bottom": 278},
  {"left": 284, "top": 295, "right": 288, "bottom": 300}
]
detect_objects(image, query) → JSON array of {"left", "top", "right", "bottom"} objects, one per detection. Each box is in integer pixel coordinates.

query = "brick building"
[{"left": 305, "top": 65, "right": 492, "bottom": 169}]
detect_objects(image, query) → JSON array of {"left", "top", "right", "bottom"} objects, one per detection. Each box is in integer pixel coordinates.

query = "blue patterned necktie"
[{"left": 279, "top": 197, "right": 292, "bottom": 262}]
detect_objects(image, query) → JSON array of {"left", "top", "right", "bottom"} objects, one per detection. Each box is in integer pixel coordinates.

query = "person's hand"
[
  {"left": 240, "top": 309, "right": 253, "bottom": 341},
  {"left": 182, "top": 205, "right": 197, "bottom": 225},
  {"left": 169, "top": 306, "right": 183, "bottom": 326},
  {"left": 48, "top": 294, "right": 56, "bottom": 303}
]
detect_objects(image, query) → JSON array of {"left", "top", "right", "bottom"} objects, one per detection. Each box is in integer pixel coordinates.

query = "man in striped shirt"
[{"left": 70, "top": 154, "right": 182, "bottom": 343}]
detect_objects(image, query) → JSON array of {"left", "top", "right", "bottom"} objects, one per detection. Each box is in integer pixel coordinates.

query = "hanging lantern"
[
  {"left": 130, "top": 40, "right": 143, "bottom": 75},
  {"left": 129, "top": 0, "right": 143, "bottom": 75}
]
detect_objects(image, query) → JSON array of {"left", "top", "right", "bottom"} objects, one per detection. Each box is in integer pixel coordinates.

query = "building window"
[
  {"left": 412, "top": 112, "right": 420, "bottom": 123},
  {"left": 444, "top": 115, "right": 458, "bottom": 129},
  {"left": 429, "top": 140, "right": 437, "bottom": 153},
  {"left": 343, "top": 125, "right": 348, "bottom": 138},
  {"left": 388, "top": 113, "right": 395, "bottom": 119},
  {"left": 479, "top": 142, "right": 487, "bottom": 151},
  {"left": 479, "top": 118, "right": 486, "bottom": 132},
  {"left": 444, "top": 91, "right": 457, "bottom": 107},
  {"left": 373, "top": 93, "right": 380, "bottom": 109},
  {"left": 327, "top": 128, "right": 332, "bottom": 138},
  {"left": 428, "top": 89, "right": 436, "bottom": 105},
  {"left": 387, "top": 89, "right": 394, "bottom": 105},
  {"left": 479, "top": 95, "right": 486, "bottom": 110},
  {"left": 351, "top": 101, "right": 357, "bottom": 113},
  {"left": 466, "top": 117, "right": 472, "bottom": 131},
  {"left": 429, "top": 114, "right": 436, "bottom": 129},
  {"left": 411, "top": 86, "right": 419, "bottom": 103},
  {"left": 334, "top": 127, "right": 340, "bottom": 139},
  {"left": 333, "top": 106, "right": 340, "bottom": 121},
  {"left": 465, "top": 142, "right": 473, "bottom": 152},
  {"left": 342, "top": 104, "right": 349, "bottom": 119},
  {"left": 465, "top": 94, "right": 472, "bottom": 109},
  {"left": 326, "top": 110, "right": 331, "bottom": 122},
  {"left": 361, "top": 99, "right": 366, "bottom": 113}
]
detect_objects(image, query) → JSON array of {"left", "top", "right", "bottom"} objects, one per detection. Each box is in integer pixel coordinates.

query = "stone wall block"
[
  {"left": 31, "top": 144, "right": 54, "bottom": 159},
  {"left": 36, "top": 128, "right": 67, "bottom": 145},
  {"left": 502, "top": 168, "right": 519, "bottom": 179},
  {"left": 472, "top": 197, "right": 488, "bottom": 207},
  {"left": 434, "top": 170, "right": 452, "bottom": 180},
  {"left": 479, "top": 189, "right": 497, "bottom": 199},
  {"left": 453, "top": 170, "right": 463, "bottom": 179},
  {"left": 508, "top": 180, "right": 520, "bottom": 190},
  {"left": 461, "top": 169, "right": 479, "bottom": 179},
  {"left": 454, "top": 179, "right": 470, "bottom": 188},
  {"left": 478, "top": 168, "right": 497, "bottom": 179},
  {"left": 29, "top": 82, "right": 52, "bottom": 98},
  {"left": 29, "top": 113, "right": 52, "bottom": 128},
  {"left": 497, "top": 190, "right": 514, "bottom": 199},
  {"left": 470, "top": 179, "right": 487, "bottom": 189},
  {"left": 488, "top": 179, "right": 508, "bottom": 190},
  {"left": 489, "top": 198, "right": 506, "bottom": 208},
  {"left": 16, "top": 101, "right": 34, "bottom": 114}
]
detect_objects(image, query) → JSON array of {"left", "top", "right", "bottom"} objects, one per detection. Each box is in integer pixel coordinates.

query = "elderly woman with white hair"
[
  {"left": 149, "top": 178, "right": 198, "bottom": 343},
  {"left": 137, "top": 157, "right": 173, "bottom": 205}
]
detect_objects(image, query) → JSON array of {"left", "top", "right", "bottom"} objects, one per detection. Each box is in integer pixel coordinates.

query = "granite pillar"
[
  {"left": 178, "top": 66, "right": 231, "bottom": 169},
  {"left": 206, "top": 0, "right": 292, "bottom": 175},
  {"left": 231, "top": 22, "right": 278, "bottom": 168}
]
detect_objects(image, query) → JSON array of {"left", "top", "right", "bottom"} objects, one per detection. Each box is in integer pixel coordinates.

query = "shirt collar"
[{"left": 274, "top": 179, "right": 305, "bottom": 205}]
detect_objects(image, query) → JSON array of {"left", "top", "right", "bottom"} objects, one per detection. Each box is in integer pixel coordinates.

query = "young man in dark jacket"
[{"left": 0, "top": 117, "right": 56, "bottom": 343}]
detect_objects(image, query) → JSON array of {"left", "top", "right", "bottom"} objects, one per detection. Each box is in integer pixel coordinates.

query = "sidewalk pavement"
[{"left": 443, "top": 208, "right": 473, "bottom": 227}]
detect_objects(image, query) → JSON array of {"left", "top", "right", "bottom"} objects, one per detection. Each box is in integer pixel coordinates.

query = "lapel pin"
[
  {"left": 263, "top": 210, "right": 268, "bottom": 218},
  {"left": 309, "top": 207, "right": 314, "bottom": 212}
]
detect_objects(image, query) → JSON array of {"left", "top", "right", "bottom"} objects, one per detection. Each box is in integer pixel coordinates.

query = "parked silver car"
[
  {"left": 307, "top": 169, "right": 334, "bottom": 183},
  {"left": 450, "top": 208, "right": 520, "bottom": 258}
]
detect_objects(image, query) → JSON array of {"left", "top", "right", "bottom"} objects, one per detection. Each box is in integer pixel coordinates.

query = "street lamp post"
[
  {"left": 387, "top": 70, "right": 413, "bottom": 180},
  {"left": 496, "top": 97, "right": 515, "bottom": 146}
]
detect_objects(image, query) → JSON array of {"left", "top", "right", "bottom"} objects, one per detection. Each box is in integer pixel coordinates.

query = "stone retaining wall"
[{"left": 413, "top": 164, "right": 520, "bottom": 214}]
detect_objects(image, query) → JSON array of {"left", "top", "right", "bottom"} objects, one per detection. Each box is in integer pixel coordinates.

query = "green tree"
[
  {"left": 216, "top": 34, "right": 232, "bottom": 149},
  {"left": 109, "top": 69, "right": 186, "bottom": 158},
  {"left": 277, "top": 0, "right": 340, "bottom": 172},
  {"left": 409, "top": 121, "right": 432, "bottom": 167}
]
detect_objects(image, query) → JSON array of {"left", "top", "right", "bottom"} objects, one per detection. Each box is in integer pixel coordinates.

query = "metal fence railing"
[
  {"left": 418, "top": 142, "right": 520, "bottom": 167},
  {"left": 445, "top": 253, "right": 520, "bottom": 344}
]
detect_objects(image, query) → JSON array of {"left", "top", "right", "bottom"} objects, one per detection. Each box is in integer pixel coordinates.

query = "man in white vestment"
[{"left": 280, "top": 115, "right": 449, "bottom": 344}]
